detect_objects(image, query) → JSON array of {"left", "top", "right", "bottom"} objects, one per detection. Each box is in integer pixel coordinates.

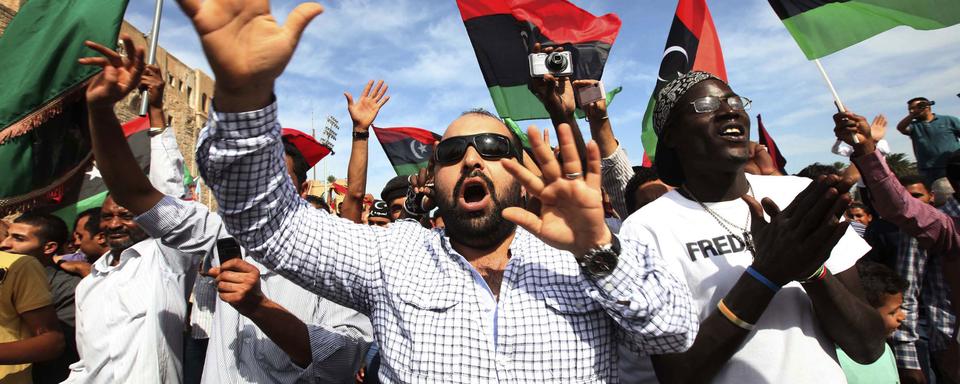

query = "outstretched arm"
[
  {"left": 341, "top": 80, "right": 390, "bottom": 223},
  {"left": 181, "top": 0, "right": 385, "bottom": 314}
]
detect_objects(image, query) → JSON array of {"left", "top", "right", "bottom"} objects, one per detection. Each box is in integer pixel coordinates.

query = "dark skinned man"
[
  {"left": 181, "top": 0, "right": 697, "bottom": 381},
  {"left": 619, "top": 71, "right": 886, "bottom": 383}
]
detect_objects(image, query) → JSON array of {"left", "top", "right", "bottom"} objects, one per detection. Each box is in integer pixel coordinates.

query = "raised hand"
[
  {"left": 501, "top": 123, "right": 610, "bottom": 257},
  {"left": 407, "top": 165, "right": 435, "bottom": 213},
  {"left": 744, "top": 142, "right": 781, "bottom": 176},
  {"left": 174, "top": 0, "right": 323, "bottom": 111},
  {"left": 78, "top": 34, "right": 145, "bottom": 109},
  {"left": 743, "top": 175, "right": 852, "bottom": 285},
  {"left": 528, "top": 43, "right": 576, "bottom": 119},
  {"left": 345, "top": 80, "right": 390, "bottom": 130},
  {"left": 140, "top": 64, "right": 165, "bottom": 108},
  {"left": 834, "top": 110, "right": 876, "bottom": 155},
  {"left": 572, "top": 79, "right": 606, "bottom": 119},
  {"left": 870, "top": 114, "right": 887, "bottom": 141}
]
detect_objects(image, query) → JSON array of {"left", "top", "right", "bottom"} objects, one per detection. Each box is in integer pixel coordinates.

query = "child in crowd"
[{"left": 837, "top": 261, "right": 907, "bottom": 383}]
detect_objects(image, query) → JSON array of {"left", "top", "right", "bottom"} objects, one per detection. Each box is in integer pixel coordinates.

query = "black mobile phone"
[{"left": 216, "top": 238, "right": 242, "bottom": 264}]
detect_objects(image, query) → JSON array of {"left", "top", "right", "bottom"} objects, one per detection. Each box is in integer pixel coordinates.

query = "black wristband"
[{"left": 353, "top": 130, "right": 369, "bottom": 140}]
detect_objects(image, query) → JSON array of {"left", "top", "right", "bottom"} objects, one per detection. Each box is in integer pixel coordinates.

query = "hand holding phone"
[{"left": 216, "top": 238, "right": 242, "bottom": 265}]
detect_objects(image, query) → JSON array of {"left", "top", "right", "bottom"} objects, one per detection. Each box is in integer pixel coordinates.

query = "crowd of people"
[{"left": 2, "top": 0, "right": 960, "bottom": 383}]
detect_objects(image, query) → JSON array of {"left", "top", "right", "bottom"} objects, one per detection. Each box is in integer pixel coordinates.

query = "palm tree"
[
  {"left": 832, "top": 161, "right": 847, "bottom": 171},
  {"left": 327, "top": 175, "right": 337, "bottom": 184},
  {"left": 884, "top": 153, "right": 918, "bottom": 177}
]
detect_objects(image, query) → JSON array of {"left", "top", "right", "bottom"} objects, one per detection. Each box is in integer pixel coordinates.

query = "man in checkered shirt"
[{"left": 177, "top": 0, "right": 697, "bottom": 382}]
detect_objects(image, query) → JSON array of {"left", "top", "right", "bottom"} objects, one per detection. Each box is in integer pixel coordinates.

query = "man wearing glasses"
[
  {"left": 896, "top": 97, "right": 960, "bottom": 187},
  {"left": 183, "top": 0, "right": 697, "bottom": 381},
  {"left": 618, "top": 71, "right": 886, "bottom": 383}
]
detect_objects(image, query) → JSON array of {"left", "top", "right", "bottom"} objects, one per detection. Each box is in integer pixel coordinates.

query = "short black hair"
[
  {"left": 305, "top": 195, "right": 329, "bottom": 211},
  {"left": 282, "top": 137, "right": 310, "bottom": 185},
  {"left": 856, "top": 260, "right": 908, "bottom": 308},
  {"left": 897, "top": 173, "right": 928, "bottom": 189},
  {"left": 796, "top": 163, "right": 840, "bottom": 179},
  {"left": 625, "top": 166, "right": 660, "bottom": 214},
  {"left": 14, "top": 212, "right": 69, "bottom": 250},
  {"left": 907, "top": 97, "right": 930, "bottom": 105},
  {"left": 458, "top": 108, "right": 525, "bottom": 163},
  {"left": 75, "top": 207, "right": 102, "bottom": 235},
  {"left": 847, "top": 201, "right": 869, "bottom": 212}
]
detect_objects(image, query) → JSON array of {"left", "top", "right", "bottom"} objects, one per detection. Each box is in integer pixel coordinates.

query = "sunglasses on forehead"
[{"left": 434, "top": 133, "right": 520, "bottom": 165}]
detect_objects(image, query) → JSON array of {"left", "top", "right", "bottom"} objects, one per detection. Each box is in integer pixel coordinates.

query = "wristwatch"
[
  {"left": 353, "top": 130, "right": 369, "bottom": 140},
  {"left": 579, "top": 236, "right": 620, "bottom": 278}
]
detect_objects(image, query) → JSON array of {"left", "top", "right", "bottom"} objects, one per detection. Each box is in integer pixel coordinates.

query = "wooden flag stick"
[{"left": 813, "top": 58, "right": 858, "bottom": 143}]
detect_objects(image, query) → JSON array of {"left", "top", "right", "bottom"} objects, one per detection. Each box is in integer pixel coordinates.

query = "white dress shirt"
[
  {"left": 195, "top": 102, "right": 698, "bottom": 383},
  {"left": 137, "top": 196, "right": 373, "bottom": 383},
  {"left": 65, "top": 238, "right": 196, "bottom": 384}
]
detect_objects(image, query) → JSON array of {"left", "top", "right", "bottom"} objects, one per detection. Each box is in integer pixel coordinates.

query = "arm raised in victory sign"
[{"left": 501, "top": 123, "right": 697, "bottom": 354}]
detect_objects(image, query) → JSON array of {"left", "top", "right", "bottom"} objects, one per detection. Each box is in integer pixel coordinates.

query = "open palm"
[
  {"left": 502, "top": 124, "right": 610, "bottom": 257},
  {"left": 345, "top": 80, "right": 390, "bottom": 129},
  {"left": 175, "top": 0, "right": 323, "bottom": 91}
]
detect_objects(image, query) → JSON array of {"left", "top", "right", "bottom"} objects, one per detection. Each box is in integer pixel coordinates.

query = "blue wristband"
[{"left": 746, "top": 266, "right": 781, "bottom": 293}]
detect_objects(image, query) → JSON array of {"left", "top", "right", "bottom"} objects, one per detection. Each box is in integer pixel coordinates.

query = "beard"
[
  {"left": 106, "top": 226, "right": 150, "bottom": 254},
  {"left": 436, "top": 169, "right": 522, "bottom": 250}
]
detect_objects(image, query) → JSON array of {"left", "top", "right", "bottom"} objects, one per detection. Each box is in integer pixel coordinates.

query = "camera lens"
[{"left": 545, "top": 52, "right": 568, "bottom": 73}]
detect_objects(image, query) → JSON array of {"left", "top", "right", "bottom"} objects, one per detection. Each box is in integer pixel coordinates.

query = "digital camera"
[{"left": 529, "top": 51, "right": 574, "bottom": 78}]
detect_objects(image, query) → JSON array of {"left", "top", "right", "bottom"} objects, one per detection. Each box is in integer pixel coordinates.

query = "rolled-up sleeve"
[{"left": 601, "top": 145, "right": 635, "bottom": 219}]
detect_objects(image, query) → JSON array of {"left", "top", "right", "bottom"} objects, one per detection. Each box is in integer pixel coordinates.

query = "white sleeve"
[{"left": 149, "top": 127, "right": 187, "bottom": 198}]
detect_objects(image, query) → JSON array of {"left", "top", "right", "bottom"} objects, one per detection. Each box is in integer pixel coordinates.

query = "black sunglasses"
[{"left": 434, "top": 133, "right": 519, "bottom": 165}]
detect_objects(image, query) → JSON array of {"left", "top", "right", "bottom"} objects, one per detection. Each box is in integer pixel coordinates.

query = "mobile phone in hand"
[
  {"left": 576, "top": 82, "right": 605, "bottom": 108},
  {"left": 216, "top": 238, "right": 242, "bottom": 265}
]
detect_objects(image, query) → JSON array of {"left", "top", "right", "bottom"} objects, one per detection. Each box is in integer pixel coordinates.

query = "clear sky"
[{"left": 126, "top": 0, "right": 960, "bottom": 197}]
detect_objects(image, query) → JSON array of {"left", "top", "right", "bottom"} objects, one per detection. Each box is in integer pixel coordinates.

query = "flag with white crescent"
[
  {"left": 372, "top": 126, "right": 443, "bottom": 176},
  {"left": 640, "top": 0, "right": 727, "bottom": 162}
]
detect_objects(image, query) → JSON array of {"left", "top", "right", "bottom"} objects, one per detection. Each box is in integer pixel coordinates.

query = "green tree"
[
  {"left": 884, "top": 153, "right": 918, "bottom": 178},
  {"left": 327, "top": 175, "right": 337, "bottom": 183}
]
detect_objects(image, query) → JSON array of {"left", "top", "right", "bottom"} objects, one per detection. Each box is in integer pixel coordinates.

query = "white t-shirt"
[{"left": 618, "top": 174, "right": 870, "bottom": 384}]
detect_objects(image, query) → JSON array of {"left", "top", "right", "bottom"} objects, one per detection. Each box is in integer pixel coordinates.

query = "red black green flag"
[
  {"left": 50, "top": 117, "right": 151, "bottom": 229},
  {"left": 456, "top": 0, "right": 621, "bottom": 123},
  {"left": 0, "top": 0, "right": 130, "bottom": 218},
  {"left": 641, "top": 0, "right": 726, "bottom": 162},
  {"left": 769, "top": 0, "right": 960, "bottom": 59},
  {"left": 372, "top": 126, "right": 442, "bottom": 176},
  {"left": 757, "top": 114, "right": 787, "bottom": 174}
]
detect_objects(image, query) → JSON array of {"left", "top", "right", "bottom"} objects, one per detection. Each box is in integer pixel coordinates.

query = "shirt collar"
[{"left": 91, "top": 239, "right": 154, "bottom": 274}]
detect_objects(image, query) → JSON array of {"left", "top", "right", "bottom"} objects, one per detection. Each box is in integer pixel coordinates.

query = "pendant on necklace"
[{"left": 742, "top": 231, "right": 757, "bottom": 258}]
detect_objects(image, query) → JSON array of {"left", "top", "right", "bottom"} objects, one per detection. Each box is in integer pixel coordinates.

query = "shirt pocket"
[
  {"left": 532, "top": 277, "right": 610, "bottom": 382},
  {"left": 393, "top": 280, "right": 466, "bottom": 378}
]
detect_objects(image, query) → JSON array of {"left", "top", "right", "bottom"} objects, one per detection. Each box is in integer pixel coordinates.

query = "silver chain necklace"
[{"left": 681, "top": 183, "right": 757, "bottom": 258}]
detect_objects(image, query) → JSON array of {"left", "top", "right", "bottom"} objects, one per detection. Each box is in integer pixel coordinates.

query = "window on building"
[
  {"left": 187, "top": 86, "right": 193, "bottom": 103},
  {"left": 201, "top": 94, "right": 208, "bottom": 113}
]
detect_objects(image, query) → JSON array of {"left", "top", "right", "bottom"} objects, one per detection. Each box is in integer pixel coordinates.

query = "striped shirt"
[
  {"left": 195, "top": 102, "right": 698, "bottom": 383},
  {"left": 137, "top": 196, "right": 374, "bottom": 383}
]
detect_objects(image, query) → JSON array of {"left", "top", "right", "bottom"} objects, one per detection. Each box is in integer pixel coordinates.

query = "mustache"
[
  {"left": 104, "top": 228, "right": 131, "bottom": 237},
  {"left": 453, "top": 169, "right": 497, "bottom": 201}
]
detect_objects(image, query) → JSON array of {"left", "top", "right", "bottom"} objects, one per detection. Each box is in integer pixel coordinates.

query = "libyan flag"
[
  {"left": 770, "top": 0, "right": 960, "bottom": 59},
  {"left": 0, "top": 0, "right": 130, "bottom": 219},
  {"left": 372, "top": 126, "right": 442, "bottom": 176},
  {"left": 457, "top": 0, "right": 621, "bottom": 124},
  {"left": 640, "top": 0, "right": 727, "bottom": 163},
  {"left": 51, "top": 117, "right": 151, "bottom": 228}
]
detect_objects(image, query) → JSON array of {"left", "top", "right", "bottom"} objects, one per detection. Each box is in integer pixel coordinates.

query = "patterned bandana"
[
  {"left": 369, "top": 200, "right": 390, "bottom": 219},
  {"left": 653, "top": 71, "right": 725, "bottom": 136}
]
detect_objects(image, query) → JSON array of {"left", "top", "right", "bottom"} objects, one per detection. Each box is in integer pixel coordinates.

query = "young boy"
[{"left": 838, "top": 261, "right": 907, "bottom": 383}]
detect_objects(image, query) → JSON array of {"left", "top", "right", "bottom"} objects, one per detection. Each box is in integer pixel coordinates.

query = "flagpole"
[
  {"left": 138, "top": 0, "right": 164, "bottom": 116},
  {"left": 812, "top": 58, "right": 858, "bottom": 144}
]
